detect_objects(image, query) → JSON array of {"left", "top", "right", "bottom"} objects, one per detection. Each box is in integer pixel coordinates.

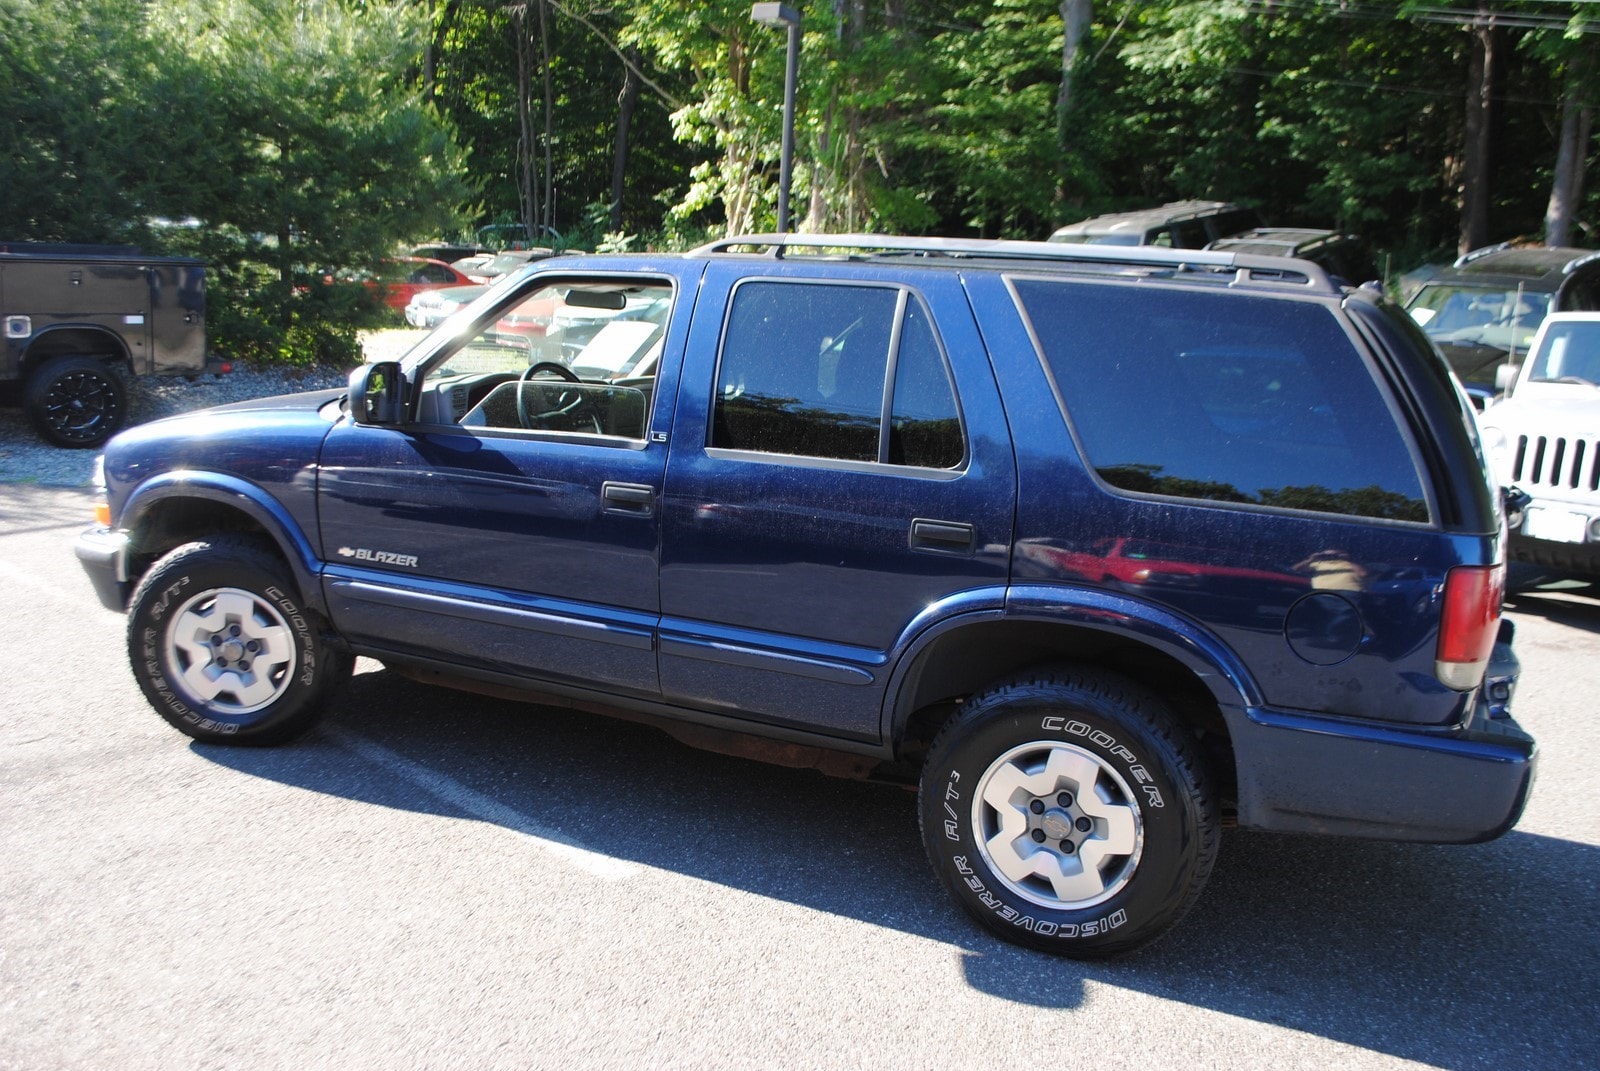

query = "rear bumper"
[
  {"left": 1229, "top": 635, "right": 1534, "bottom": 844},
  {"left": 74, "top": 525, "right": 130, "bottom": 612}
]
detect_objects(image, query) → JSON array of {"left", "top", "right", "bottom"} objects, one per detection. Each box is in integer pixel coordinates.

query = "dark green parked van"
[{"left": 1, "top": 242, "right": 220, "bottom": 447}]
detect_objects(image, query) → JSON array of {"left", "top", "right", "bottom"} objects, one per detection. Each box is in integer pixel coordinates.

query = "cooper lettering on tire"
[
  {"left": 918, "top": 667, "right": 1218, "bottom": 956},
  {"left": 126, "top": 536, "right": 351, "bottom": 745}
]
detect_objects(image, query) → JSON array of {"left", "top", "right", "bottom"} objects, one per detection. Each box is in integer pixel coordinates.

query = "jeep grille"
[{"left": 1512, "top": 434, "right": 1600, "bottom": 492}]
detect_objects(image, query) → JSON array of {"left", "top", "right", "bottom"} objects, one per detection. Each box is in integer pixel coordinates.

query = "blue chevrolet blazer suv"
[{"left": 76, "top": 234, "right": 1534, "bottom": 956}]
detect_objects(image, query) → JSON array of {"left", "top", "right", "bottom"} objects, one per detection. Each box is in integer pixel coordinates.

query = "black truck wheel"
[
  {"left": 23, "top": 354, "right": 128, "bottom": 447},
  {"left": 918, "top": 668, "right": 1219, "bottom": 957},
  {"left": 126, "top": 537, "right": 351, "bottom": 745}
]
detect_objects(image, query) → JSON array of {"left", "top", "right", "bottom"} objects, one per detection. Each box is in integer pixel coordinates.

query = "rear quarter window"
[{"left": 1012, "top": 279, "right": 1430, "bottom": 523}]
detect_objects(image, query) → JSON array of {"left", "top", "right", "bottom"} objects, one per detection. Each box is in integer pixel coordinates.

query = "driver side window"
[{"left": 420, "top": 279, "right": 672, "bottom": 440}]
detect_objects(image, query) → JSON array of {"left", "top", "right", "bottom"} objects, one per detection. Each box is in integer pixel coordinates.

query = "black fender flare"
[
  {"left": 118, "top": 471, "right": 330, "bottom": 617},
  {"left": 882, "top": 583, "right": 1261, "bottom": 747}
]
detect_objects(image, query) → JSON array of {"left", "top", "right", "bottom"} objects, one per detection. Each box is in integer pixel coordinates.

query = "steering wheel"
[
  {"left": 516, "top": 361, "right": 602, "bottom": 432},
  {"left": 524, "top": 360, "right": 579, "bottom": 382}
]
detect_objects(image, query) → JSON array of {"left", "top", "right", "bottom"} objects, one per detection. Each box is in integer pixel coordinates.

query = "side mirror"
[
  {"left": 1462, "top": 383, "right": 1494, "bottom": 411},
  {"left": 1503, "top": 485, "right": 1532, "bottom": 530},
  {"left": 1494, "top": 362, "right": 1519, "bottom": 394},
  {"left": 348, "top": 361, "right": 407, "bottom": 426}
]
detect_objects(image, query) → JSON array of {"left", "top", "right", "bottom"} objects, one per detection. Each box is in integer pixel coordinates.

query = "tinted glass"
[
  {"left": 1015, "top": 279, "right": 1429, "bottom": 522},
  {"left": 1565, "top": 273, "right": 1600, "bottom": 311},
  {"left": 889, "top": 301, "right": 963, "bottom": 468},
  {"left": 1171, "top": 220, "right": 1208, "bottom": 248},
  {"left": 1209, "top": 209, "right": 1262, "bottom": 238},
  {"left": 712, "top": 282, "right": 896, "bottom": 462}
]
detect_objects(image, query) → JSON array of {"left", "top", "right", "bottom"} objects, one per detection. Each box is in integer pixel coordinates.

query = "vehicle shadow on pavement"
[
  {"left": 963, "top": 827, "right": 1597, "bottom": 1067},
  {"left": 195, "top": 664, "right": 1596, "bottom": 1069},
  {"left": 1506, "top": 570, "right": 1600, "bottom": 635}
]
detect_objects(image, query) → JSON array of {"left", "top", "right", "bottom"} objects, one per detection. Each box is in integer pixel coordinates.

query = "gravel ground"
[{"left": 0, "top": 329, "right": 426, "bottom": 488}]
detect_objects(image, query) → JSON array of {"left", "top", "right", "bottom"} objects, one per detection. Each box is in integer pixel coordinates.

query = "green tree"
[
  {"left": 148, "top": 0, "right": 473, "bottom": 282},
  {"left": 0, "top": 0, "right": 165, "bottom": 241},
  {"left": 1527, "top": 6, "right": 1599, "bottom": 245},
  {"left": 911, "top": 0, "right": 1066, "bottom": 235},
  {"left": 1, "top": 0, "right": 476, "bottom": 364},
  {"left": 423, "top": 0, "right": 705, "bottom": 242}
]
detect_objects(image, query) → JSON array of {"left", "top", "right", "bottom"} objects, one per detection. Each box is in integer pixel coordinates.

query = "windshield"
[
  {"left": 1528, "top": 320, "right": 1600, "bottom": 385},
  {"left": 1407, "top": 283, "right": 1550, "bottom": 352}
]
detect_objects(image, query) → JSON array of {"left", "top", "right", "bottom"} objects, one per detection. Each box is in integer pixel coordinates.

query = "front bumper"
[
  {"left": 1228, "top": 631, "right": 1534, "bottom": 844},
  {"left": 405, "top": 304, "right": 445, "bottom": 328},
  {"left": 75, "top": 525, "right": 131, "bottom": 612},
  {"left": 1507, "top": 499, "right": 1600, "bottom": 576}
]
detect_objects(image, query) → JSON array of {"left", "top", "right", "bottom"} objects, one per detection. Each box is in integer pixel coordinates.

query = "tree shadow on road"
[{"left": 195, "top": 664, "right": 1597, "bottom": 1071}]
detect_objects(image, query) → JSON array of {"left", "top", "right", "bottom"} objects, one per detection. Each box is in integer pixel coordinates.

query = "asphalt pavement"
[{"left": 2, "top": 483, "right": 1597, "bottom": 1070}]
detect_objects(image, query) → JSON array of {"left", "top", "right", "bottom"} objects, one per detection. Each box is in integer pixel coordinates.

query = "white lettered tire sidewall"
[
  {"left": 126, "top": 537, "right": 348, "bottom": 745},
  {"left": 919, "top": 673, "right": 1217, "bottom": 956}
]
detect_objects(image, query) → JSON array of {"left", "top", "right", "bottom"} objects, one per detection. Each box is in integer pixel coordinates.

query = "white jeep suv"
[{"left": 1478, "top": 311, "right": 1600, "bottom": 577}]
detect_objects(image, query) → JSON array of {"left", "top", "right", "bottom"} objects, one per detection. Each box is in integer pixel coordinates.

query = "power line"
[
  {"left": 1217, "top": 63, "right": 1571, "bottom": 106},
  {"left": 1237, "top": 0, "right": 1600, "bottom": 33}
]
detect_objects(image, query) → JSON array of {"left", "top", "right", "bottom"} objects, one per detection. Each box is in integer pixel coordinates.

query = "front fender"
[{"left": 118, "top": 471, "right": 328, "bottom": 615}]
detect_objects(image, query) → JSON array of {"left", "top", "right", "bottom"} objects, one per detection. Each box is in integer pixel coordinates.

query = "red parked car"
[{"left": 360, "top": 257, "right": 474, "bottom": 313}]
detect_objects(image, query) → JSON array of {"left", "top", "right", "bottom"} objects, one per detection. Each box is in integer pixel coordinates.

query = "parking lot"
[{"left": 2, "top": 478, "right": 1598, "bottom": 1070}]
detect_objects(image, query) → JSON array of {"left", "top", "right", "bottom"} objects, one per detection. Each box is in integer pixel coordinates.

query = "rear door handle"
[
  {"left": 602, "top": 482, "right": 655, "bottom": 516},
  {"left": 910, "top": 518, "right": 975, "bottom": 552}
]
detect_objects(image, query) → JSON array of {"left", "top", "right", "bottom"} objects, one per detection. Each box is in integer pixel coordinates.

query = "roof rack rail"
[
  {"left": 689, "top": 233, "right": 1339, "bottom": 294},
  {"left": 1563, "top": 250, "right": 1600, "bottom": 275},
  {"left": 1454, "top": 241, "right": 1516, "bottom": 268}
]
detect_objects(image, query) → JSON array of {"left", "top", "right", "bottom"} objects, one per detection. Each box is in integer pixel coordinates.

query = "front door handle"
[
  {"left": 910, "top": 518, "right": 975, "bottom": 552},
  {"left": 602, "top": 481, "right": 655, "bottom": 516}
]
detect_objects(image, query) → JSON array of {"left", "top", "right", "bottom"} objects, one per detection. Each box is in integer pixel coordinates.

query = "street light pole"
[{"left": 750, "top": 2, "right": 800, "bottom": 234}]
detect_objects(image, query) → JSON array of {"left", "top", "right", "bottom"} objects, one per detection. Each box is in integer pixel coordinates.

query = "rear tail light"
[{"left": 1435, "top": 564, "right": 1505, "bottom": 690}]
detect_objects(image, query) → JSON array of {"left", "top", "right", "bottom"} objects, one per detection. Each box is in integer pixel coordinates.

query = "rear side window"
[
  {"left": 1209, "top": 208, "right": 1263, "bottom": 238},
  {"left": 1170, "top": 220, "right": 1208, "bottom": 248},
  {"left": 1013, "top": 279, "right": 1429, "bottom": 522},
  {"left": 712, "top": 281, "right": 964, "bottom": 468}
]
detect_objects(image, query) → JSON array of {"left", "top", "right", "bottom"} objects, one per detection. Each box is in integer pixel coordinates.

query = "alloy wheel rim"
[
  {"left": 43, "top": 371, "right": 121, "bottom": 442},
  {"left": 164, "top": 587, "right": 297, "bottom": 715},
  {"left": 971, "top": 740, "right": 1144, "bottom": 910}
]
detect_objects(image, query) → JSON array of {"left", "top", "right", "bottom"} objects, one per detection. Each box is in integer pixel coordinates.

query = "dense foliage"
[
  {"left": 1, "top": 0, "right": 471, "bottom": 365},
  {"left": 2, "top": 0, "right": 1596, "bottom": 363}
]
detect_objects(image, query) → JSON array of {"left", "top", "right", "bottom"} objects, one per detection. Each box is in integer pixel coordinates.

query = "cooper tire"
[
  {"left": 24, "top": 354, "right": 128, "bottom": 448},
  {"left": 126, "top": 536, "right": 351, "bottom": 745},
  {"left": 918, "top": 667, "right": 1218, "bottom": 957}
]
